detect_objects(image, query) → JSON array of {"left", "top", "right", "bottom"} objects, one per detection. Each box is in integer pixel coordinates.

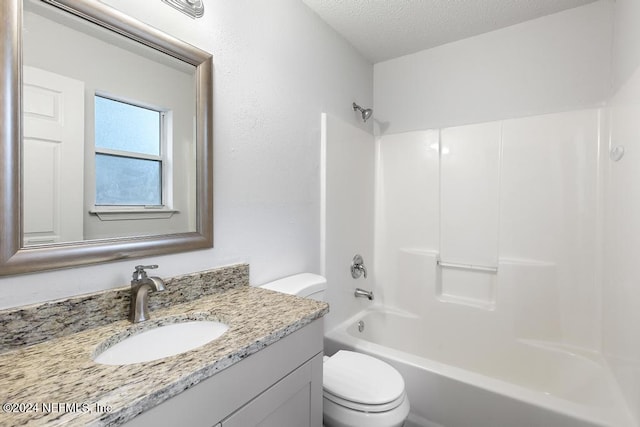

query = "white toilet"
[{"left": 261, "top": 273, "right": 410, "bottom": 427}]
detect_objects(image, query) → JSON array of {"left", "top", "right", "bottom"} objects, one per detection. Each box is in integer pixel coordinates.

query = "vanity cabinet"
[
  {"left": 123, "top": 319, "right": 324, "bottom": 427},
  {"left": 220, "top": 353, "right": 321, "bottom": 427}
]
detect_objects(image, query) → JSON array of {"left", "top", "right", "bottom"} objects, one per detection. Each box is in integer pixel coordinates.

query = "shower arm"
[{"left": 352, "top": 102, "right": 373, "bottom": 122}]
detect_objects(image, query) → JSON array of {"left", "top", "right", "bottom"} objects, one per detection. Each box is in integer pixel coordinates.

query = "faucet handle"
[
  {"left": 351, "top": 254, "right": 367, "bottom": 279},
  {"left": 133, "top": 264, "right": 158, "bottom": 280}
]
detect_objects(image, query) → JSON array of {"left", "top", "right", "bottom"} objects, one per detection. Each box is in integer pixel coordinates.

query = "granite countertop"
[{"left": 0, "top": 282, "right": 328, "bottom": 426}]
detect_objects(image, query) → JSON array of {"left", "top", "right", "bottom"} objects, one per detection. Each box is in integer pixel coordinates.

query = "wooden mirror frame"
[{"left": 0, "top": 0, "right": 213, "bottom": 276}]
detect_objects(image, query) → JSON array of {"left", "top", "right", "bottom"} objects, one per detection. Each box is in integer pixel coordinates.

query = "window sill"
[{"left": 89, "top": 208, "right": 179, "bottom": 221}]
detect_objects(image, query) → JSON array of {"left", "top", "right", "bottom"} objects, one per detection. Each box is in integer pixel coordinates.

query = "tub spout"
[{"left": 354, "top": 288, "right": 374, "bottom": 300}]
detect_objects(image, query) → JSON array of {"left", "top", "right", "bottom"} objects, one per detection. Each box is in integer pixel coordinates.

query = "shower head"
[{"left": 353, "top": 102, "right": 373, "bottom": 123}]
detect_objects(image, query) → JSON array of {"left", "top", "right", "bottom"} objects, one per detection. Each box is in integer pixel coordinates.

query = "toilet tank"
[{"left": 260, "top": 273, "right": 327, "bottom": 301}]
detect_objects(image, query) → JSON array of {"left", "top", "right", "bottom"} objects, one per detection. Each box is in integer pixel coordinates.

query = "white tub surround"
[
  {"left": 320, "top": 113, "right": 375, "bottom": 332},
  {"left": 358, "top": 107, "right": 624, "bottom": 425},
  {"left": 375, "top": 108, "right": 601, "bottom": 349},
  {"left": 604, "top": 0, "right": 640, "bottom": 421}
]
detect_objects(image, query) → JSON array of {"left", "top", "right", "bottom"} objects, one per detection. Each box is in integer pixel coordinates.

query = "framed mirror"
[{"left": 0, "top": 0, "right": 213, "bottom": 276}]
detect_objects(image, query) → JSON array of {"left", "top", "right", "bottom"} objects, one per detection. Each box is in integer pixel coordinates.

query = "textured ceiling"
[{"left": 302, "top": 0, "right": 600, "bottom": 63}]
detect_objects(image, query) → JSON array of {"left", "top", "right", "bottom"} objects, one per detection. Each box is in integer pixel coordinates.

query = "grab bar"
[{"left": 436, "top": 260, "right": 498, "bottom": 273}]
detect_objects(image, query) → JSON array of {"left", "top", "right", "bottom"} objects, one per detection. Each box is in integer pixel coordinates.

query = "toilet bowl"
[
  {"left": 323, "top": 350, "right": 410, "bottom": 427},
  {"left": 260, "top": 273, "right": 410, "bottom": 427}
]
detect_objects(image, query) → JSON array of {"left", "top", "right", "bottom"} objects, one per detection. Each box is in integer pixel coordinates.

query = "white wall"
[
  {"left": 373, "top": 0, "right": 613, "bottom": 134},
  {"left": 0, "top": 0, "right": 373, "bottom": 309},
  {"left": 603, "top": 0, "right": 640, "bottom": 423},
  {"left": 611, "top": 0, "right": 640, "bottom": 92}
]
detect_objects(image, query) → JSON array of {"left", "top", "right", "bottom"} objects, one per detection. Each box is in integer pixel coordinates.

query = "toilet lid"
[{"left": 323, "top": 350, "right": 405, "bottom": 405}]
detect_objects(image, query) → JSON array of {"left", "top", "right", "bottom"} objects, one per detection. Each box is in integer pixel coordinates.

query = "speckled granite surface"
[
  {"left": 0, "top": 265, "right": 329, "bottom": 426},
  {"left": 0, "top": 264, "right": 249, "bottom": 352}
]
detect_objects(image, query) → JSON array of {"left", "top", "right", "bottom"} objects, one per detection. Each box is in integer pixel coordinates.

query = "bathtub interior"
[{"left": 325, "top": 308, "right": 634, "bottom": 427}]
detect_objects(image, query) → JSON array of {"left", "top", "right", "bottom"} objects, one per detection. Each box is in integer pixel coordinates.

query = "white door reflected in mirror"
[{"left": 23, "top": 66, "right": 84, "bottom": 246}]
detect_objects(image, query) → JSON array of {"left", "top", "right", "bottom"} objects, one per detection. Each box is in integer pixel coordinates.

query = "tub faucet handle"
[{"left": 351, "top": 254, "right": 367, "bottom": 279}]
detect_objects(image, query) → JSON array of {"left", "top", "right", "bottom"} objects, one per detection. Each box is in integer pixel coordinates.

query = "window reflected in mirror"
[{"left": 95, "top": 95, "right": 164, "bottom": 207}]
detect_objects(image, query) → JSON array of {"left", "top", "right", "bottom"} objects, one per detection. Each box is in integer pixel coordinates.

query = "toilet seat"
[
  {"left": 323, "top": 350, "right": 406, "bottom": 413},
  {"left": 324, "top": 389, "right": 407, "bottom": 413}
]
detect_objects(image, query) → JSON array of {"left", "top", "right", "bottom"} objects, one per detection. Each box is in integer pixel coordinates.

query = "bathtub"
[{"left": 324, "top": 308, "right": 634, "bottom": 427}]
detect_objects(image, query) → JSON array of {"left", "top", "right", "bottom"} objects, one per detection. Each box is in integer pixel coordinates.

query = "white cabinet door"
[
  {"left": 221, "top": 355, "right": 318, "bottom": 427},
  {"left": 23, "top": 66, "right": 84, "bottom": 245}
]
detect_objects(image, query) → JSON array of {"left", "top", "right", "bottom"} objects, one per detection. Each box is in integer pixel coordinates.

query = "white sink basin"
[{"left": 93, "top": 320, "right": 229, "bottom": 365}]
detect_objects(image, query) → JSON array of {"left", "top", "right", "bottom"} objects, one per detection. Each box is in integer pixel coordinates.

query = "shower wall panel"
[
  {"left": 440, "top": 122, "right": 501, "bottom": 268},
  {"left": 376, "top": 109, "right": 600, "bottom": 350},
  {"left": 604, "top": 65, "right": 640, "bottom": 425},
  {"left": 373, "top": 130, "right": 439, "bottom": 307},
  {"left": 439, "top": 122, "right": 501, "bottom": 307},
  {"left": 321, "top": 113, "right": 375, "bottom": 332}
]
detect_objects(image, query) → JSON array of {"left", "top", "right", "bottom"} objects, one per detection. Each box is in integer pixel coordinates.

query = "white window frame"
[{"left": 89, "top": 93, "right": 177, "bottom": 221}]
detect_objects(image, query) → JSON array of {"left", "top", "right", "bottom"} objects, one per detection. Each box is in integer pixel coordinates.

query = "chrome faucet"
[
  {"left": 129, "top": 265, "right": 166, "bottom": 323},
  {"left": 354, "top": 288, "right": 374, "bottom": 300},
  {"left": 351, "top": 254, "right": 368, "bottom": 279}
]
